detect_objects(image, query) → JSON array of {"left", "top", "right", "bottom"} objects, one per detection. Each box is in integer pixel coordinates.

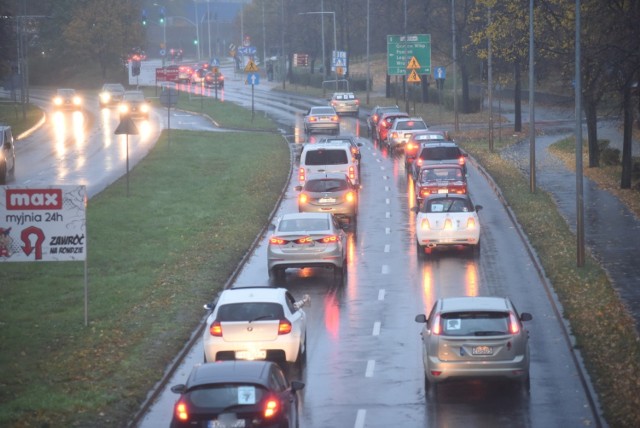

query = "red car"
[
  {"left": 414, "top": 164, "right": 467, "bottom": 207},
  {"left": 375, "top": 111, "right": 408, "bottom": 144},
  {"left": 204, "top": 71, "right": 224, "bottom": 88}
]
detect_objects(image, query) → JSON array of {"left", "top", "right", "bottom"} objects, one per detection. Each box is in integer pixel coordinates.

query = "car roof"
[
  {"left": 57, "top": 88, "right": 76, "bottom": 93},
  {"left": 419, "top": 163, "right": 464, "bottom": 171},
  {"left": 301, "top": 143, "right": 350, "bottom": 152},
  {"left": 380, "top": 111, "right": 409, "bottom": 119},
  {"left": 102, "top": 83, "right": 124, "bottom": 89},
  {"left": 424, "top": 193, "right": 470, "bottom": 203},
  {"left": 217, "top": 286, "right": 286, "bottom": 306},
  {"left": 185, "top": 361, "right": 274, "bottom": 389},
  {"left": 439, "top": 296, "right": 511, "bottom": 313},
  {"left": 420, "top": 141, "right": 460, "bottom": 148},
  {"left": 310, "top": 106, "right": 336, "bottom": 113}
]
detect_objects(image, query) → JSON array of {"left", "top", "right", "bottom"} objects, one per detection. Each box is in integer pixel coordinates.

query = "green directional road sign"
[{"left": 387, "top": 34, "right": 431, "bottom": 76}]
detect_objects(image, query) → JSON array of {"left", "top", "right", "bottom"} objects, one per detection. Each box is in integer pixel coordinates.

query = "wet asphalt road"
[{"left": 135, "top": 66, "right": 602, "bottom": 427}]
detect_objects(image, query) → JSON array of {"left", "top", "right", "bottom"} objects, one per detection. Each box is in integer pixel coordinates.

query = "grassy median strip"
[
  {"left": 0, "top": 129, "right": 290, "bottom": 427},
  {"left": 459, "top": 136, "right": 640, "bottom": 428}
]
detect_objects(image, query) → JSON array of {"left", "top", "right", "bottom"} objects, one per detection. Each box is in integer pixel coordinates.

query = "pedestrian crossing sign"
[
  {"left": 407, "top": 70, "right": 421, "bottom": 83},
  {"left": 407, "top": 56, "right": 421, "bottom": 70},
  {"left": 244, "top": 59, "right": 259, "bottom": 72}
]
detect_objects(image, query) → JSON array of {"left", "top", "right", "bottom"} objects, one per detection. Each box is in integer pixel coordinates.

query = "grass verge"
[
  {"left": 0, "top": 129, "right": 290, "bottom": 427},
  {"left": 457, "top": 131, "right": 640, "bottom": 428},
  {"left": 0, "top": 103, "right": 44, "bottom": 138}
]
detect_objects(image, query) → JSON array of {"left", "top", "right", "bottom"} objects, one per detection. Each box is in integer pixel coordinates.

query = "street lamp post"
[
  {"left": 207, "top": 0, "right": 211, "bottom": 59},
  {"left": 299, "top": 11, "right": 337, "bottom": 91},
  {"left": 366, "top": 0, "right": 370, "bottom": 104}
]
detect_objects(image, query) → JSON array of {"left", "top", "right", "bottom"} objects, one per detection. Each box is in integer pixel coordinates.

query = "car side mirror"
[
  {"left": 268, "top": 223, "right": 276, "bottom": 231},
  {"left": 294, "top": 185, "right": 302, "bottom": 191},
  {"left": 475, "top": 204, "right": 483, "bottom": 212},
  {"left": 290, "top": 380, "right": 305, "bottom": 392},
  {"left": 170, "top": 384, "right": 187, "bottom": 394},
  {"left": 411, "top": 206, "right": 419, "bottom": 213},
  {"left": 357, "top": 142, "right": 363, "bottom": 147},
  {"left": 415, "top": 314, "right": 427, "bottom": 323},
  {"left": 520, "top": 312, "right": 533, "bottom": 322}
]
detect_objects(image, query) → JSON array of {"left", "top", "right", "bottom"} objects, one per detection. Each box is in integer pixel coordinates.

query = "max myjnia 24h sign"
[{"left": 0, "top": 185, "right": 87, "bottom": 262}]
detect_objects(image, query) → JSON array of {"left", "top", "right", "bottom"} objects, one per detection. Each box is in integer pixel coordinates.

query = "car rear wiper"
[
  {"left": 249, "top": 315, "right": 273, "bottom": 323},
  {"left": 472, "top": 331, "right": 507, "bottom": 336}
]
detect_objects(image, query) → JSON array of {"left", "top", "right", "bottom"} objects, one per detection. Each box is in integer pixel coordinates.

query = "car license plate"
[
  {"left": 438, "top": 189, "right": 448, "bottom": 194},
  {"left": 208, "top": 417, "right": 246, "bottom": 428},
  {"left": 235, "top": 350, "right": 267, "bottom": 360},
  {"left": 472, "top": 346, "right": 493, "bottom": 355},
  {"left": 319, "top": 197, "right": 336, "bottom": 203}
]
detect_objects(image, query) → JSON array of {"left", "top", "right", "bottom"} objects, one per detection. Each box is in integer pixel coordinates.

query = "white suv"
[
  {"left": 203, "top": 287, "right": 310, "bottom": 367},
  {"left": 386, "top": 117, "right": 428, "bottom": 152},
  {"left": 299, "top": 142, "right": 360, "bottom": 186}
]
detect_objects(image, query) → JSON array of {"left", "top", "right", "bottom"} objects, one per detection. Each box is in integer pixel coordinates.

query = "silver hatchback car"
[
  {"left": 295, "top": 172, "right": 359, "bottom": 226},
  {"left": 267, "top": 212, "right": 347, "bottom": 280},
  {"left": 415, "top": 296, "right": 533, "bottom": 394}
]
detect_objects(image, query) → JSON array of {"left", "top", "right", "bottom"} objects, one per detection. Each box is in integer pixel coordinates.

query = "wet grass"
[{"left": 0, "top": 102, "right": 44, "bottom": 138}]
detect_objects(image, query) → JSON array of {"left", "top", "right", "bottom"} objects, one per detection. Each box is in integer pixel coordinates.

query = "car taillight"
[
  {"left": 420, "top": 218, "right": 431, "bottom": 230},
  {"left": 331, "top": 115, "right": 339, "bottom": 122},
  {"left": 269, "top": 237, "right": 287, "bottom": 245},
  {"left": 263, "top": 397, "right": 280, "bottom": 418},
  {"left": 373, "top": 114, "right": 379, "bottom": 122},
  {"left": 299, "top": 193, "right": 308, "bottom": 204},
  {"left": 349, "top": 166, "right": 355, "bottom": 181},
  {"left": 346, "top": 191, "right": 356, "bottom": 203},
  {"left": 444, "top": 218, "right": 453, "bottom": 230},
  {"left": 407, "top": 142, "right": 417, "bottom": 151},
  {"left": 509, "top": 312, "right": 520, "bottom": 334},
  {"left": 318, "top": 235, "right": 338, "bottom": 244},
  {"left": 355, "top": 99, "right": 360, "bottom": 105},
  {"left": 431, "top": 313, "right": 442, "bottom": 335},
  {"left": 458, "top": 156, "right": 465, "bottom": 166},
  {"left": 420, "top": 188, "right": 430, "bottom": 198},
  {"left": 309, "top": 116, "right": 318, "bottom": 122},
  {"left": 391, "top": 131, "right": 399, "bottom": 139},
  {"left": 298, "top": 168, "right": 305, "bottom": 182},
  {"left": 381, "top": 121, "right": 389, "bottom": 128},
  {"left": 209, "top": 320, "right": 223, "bottom": 336},
  {"left": 175, "top": 401, "right": 189, "bottom": 421},
  {"left": 278, "top": 319, "right": 292, "bottom": 335},
  {"left": 416, "top": 158, "right": 423, "bottom": 167},
  {"left": 467, "top": 217, "right": 476, "bottom": 229},
  {"left": 296, "top": 236, "right": 313, "bottom": 244}
]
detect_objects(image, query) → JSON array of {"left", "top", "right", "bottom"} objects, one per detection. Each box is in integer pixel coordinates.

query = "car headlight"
[
  {"left": 140, "top": 104, "right": 149, "bottom": 113},
  {"left": 53, "top": 97, "right": 62, "bottom": 105},
  {"left": 100, "top": 93, "right": 110, "bottom": 102},
  {"left": 73, "top": 96, "right": 82, "bottom": 105},
  {"left": 119, "top": 104, "right": 129, "bottom": 113}
]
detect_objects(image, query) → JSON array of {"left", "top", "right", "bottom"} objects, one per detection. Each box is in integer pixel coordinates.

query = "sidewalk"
[{"left": 498, "top": 101, "right": 640, "bottom": 332}]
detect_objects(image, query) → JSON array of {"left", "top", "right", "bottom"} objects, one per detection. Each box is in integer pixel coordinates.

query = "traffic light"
[
  {"left": 141, "top": 10, "right": 147, "bottom": 26},
  {"left": 159, "top": 7, "right": 165, "bottom": 24}
]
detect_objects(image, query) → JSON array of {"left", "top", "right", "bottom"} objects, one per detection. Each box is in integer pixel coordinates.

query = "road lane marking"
[
  {"left": 355, "top": 409, "right": 366, "bottom": 428},
  {"left": 365, "top": 360, "right": 375, "bottom": 377},
  {"left": 385, "top": 186, "right": 390, "bottom": 191},
  {"left": 378, "top": 289, "right": 385, "bottom": 300},
  {"left": 385, "top": 212, "right": 390, "bottom": 218},
  {"left": 385, "top": 198, "right": 390, "bottom": 204},
  {"left": 372, "top": 321, "right": 381, "bottom": 336},
  {"left": 384, "top": 244, "right": 390, "bottom": 253},
  {"left": 381, "top": 265, "right": 389, "bottom": 274},
  {"left": 385, "top": 227, "right": 390, "bottom": 234}
]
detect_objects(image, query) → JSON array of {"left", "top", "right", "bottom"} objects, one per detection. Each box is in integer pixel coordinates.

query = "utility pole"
[{"left": 488, "top": 7, "right": 494, "bottom": 152}]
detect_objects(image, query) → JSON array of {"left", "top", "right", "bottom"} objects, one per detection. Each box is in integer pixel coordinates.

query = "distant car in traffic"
[
  {"left": 413, "top": 193, "right": 482, "bottom": 257},
  {"left": 0, "top": 125, "right": 16, "bottom": 185},
  {"left": 295, "top": 172, "right": 359, "bottom": 226},
  {"left": 367, "top": 105, "right": 401, "bottom": 138},
  {"left": 203, "top": 287, "right": 310, "bottom": 368},
  {"left": 52, "top": 88, "right": 82, "bottom": 111},
  {"left": 410, "top": 141, "right": 468, "bottom": 180},
  {"left": 98, "top": 83, "right": 126, "bottom": 108},
  {"left": 189, "top": 68, "right": 207, "bottom": 85},
  {"left": 375, "top": 111, "right": 409, "bottom": 144},
  {"left": 299, "top": 142, "right": 360, "bottom": 186},
  {"left": 170, "top": 360, "right": 305, "bottom": 428},
  {"left": 405, "top": 131, "right": 450, "bottom": 169},
  {"left": 303, "top": 106, "right": 340, "bottom": 135},
  {"left": 267, "top": 212, "right": 347, "bottom": 280},
  {"left": 329, "top": 92, "right": 360, "bottom": 116},
  {"left": 415, "top": 296, "right": 533, "bottom": 394},
  {"left": 385, "top": 116, "right": 429, "bottom": 152},
  {"left": 118, "top": 90, "right": 150, "bottom": 120},
  {"left": 204, "top": 71, "right": 224, "bottom": 88},
  {"left": 414, "top": 164, "right": 467, "bottom": 207}
]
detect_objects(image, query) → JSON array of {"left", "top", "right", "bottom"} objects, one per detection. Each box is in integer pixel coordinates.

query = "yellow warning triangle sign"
[
  {"left": 244, "top": 59, "right": 259, "bottom": 72},
  {"left": 407, "top": 56, "right": 421, "bottom": 70},
  {"left": 407, "top": 70, "right": 421, "bottom": 83}
]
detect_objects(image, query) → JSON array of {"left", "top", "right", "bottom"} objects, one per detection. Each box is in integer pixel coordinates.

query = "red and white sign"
[{"left": 0, "top": 186, "right": 87, "bottom": 262}]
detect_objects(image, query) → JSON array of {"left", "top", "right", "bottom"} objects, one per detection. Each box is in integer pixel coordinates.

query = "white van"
[{"left": 299, "top": 143, "right": 360, "bottom": 186}]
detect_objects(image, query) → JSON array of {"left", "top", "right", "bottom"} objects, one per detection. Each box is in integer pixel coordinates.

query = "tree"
[{"left": 63, "top": 0, "right": 144, "bottom": 79}]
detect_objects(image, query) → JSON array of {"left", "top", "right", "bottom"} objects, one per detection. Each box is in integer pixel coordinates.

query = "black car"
[
  {"left": 411, "top": 141, "right": 468, "bottom": 180},
  {"left": 170, "top": 361, "right": 304, "bottom": 428}
]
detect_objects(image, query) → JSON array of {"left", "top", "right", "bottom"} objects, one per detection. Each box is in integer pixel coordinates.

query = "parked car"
[
  {"left": 204, "top": 71, "right": 224, "bottom": 88},
  {"left": 267, "top": 212, "right": 347, "bottom": 280},
  {"left": 303, "top": 106, "right": 340, "bottom": 135},
  {"left": 375, "top": 111, "right": 409, "bottom": 144},
  {"left": 203, "top": 287, "right": 310, "bottom": 367},
  {"left": 0, "top": 125, "right": 16, "bottom": 185},
  {"left": 98, "top": 83, "right": 126, "bottom": 108},
  {"left": 170, "top": 361, "right": 304, "bottom": 428},
  {"left": 367, "top": 105, "right": 401, "bottom": 137},
  {"left": 405, "top": 131, "right": 450, "bottom": 169},
  {"left": 299, "top": 142, "right": 360, "bottom": 186},
  {"left": 385, "top": 116, "right": 429, "bottom": 152},
  {"left": 415, "top": 296, "right": 533, "bottom": 393},
  {"left": 329, "top": 92, "right": 360, "bottom": 116},
  {"left": 410, "top": 141, "right": 468, "bottom": 180},
  {"left": 52, "top": 88, "right": 82, "bottom": 111},
  {"left": 412, "top": 193, "right": 482, "bottom": 257},
  {"left": 414, "top": 164, "right": 467, "bottom": 207},
  {"left": 118, "top": 90, "right": 150, "bottom": 120},
  {"left": 295, "top": 172, "right": 359, "bottom": 226}
]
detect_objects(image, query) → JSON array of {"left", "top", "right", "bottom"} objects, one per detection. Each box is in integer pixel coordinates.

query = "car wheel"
[
  {"left": 472, "top": 241, "right": 481, "bottom": 258},
  {"left": 416, "top": 241, "right": 425, "bottom": 259},
  {"left": 295, "top": 337, "right": 307, "bottom": 369},
  {"left": 0, "top": 161, "right": 6, "bottom": 185},
  {"left": 424, "top": 374, "right": 437, "bottom": 398}
]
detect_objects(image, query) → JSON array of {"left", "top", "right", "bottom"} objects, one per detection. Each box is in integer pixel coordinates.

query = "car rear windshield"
[
  {"left": 278, "top": 217, "right": 330, "bottom": 232},
  {"left": 304, "top": 149, "right": 349, "bottom": 165},
  {"left": 419, "top": 167, "right": 463, "bottom": 182},
  {"left": 397, "top": 121, "right": 427, "bottom": 131},
  {"left": 188, "top": 384, "right": 268, "bottom": 408},
  {"left": 422, "top": 198, "right": 472, "bottom": 213},
  {"left": 419, "top": 146, "right": 461, "bottom": 160},
  {"left": 217, "top": 302, "right": 285, "bottom": 322},
  {"left": 439, "top": 311, "right": 510, "bottom": 336},
  {"left": 305, "top": 179, "right": 349, "bottom": 192}
]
